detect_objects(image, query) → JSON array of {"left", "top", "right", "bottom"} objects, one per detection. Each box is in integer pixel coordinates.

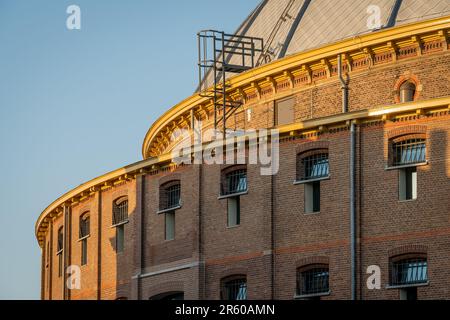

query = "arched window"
[
  {"left": 399, "top": 81, "right": 416, "bottom": 103},
  {"left": 297, "top": 150, "right": 330, "bottom": 181},
  {"left": 159, "top": 181, "right": 181, "bottom": 211},
  {"left": 296, "top": 149, "right": 329, "bottom": 214},
  {"left": 296, "top": 264, "right": 330, "bottom": 299},
  {"left": 220, "top": 167, "right": 248, "bottom": 227},
  {"left": 221, "top": 275, "right": 247, "bottom": 300},
  {"left": 112, "top": 197, "right": 128, "bottom": 226},
  {"left": 79, "top": 212, "right": 90, "bottom": 266},
  {"left": 389, "top": 135, "right": 426, "bottom": 201},
  {"left": 113, "top": 197, "right": 128, "bottom": 253},
  {"left": 390, "top": 254, "right": 428, "bottom": 300},
  {"left": 392, "top": 138, "right": 426, "bottom": 166},
  {"left": 57, "top": 226, "right": 64, "bottom": 277}
]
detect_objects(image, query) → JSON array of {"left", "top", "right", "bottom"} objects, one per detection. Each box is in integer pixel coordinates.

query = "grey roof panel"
[
  {"left": 285, "top": 0, "right": 396, "bottom": 56},
  {"left": 396, "top": 0, "right": 450, "bottom": 25}
]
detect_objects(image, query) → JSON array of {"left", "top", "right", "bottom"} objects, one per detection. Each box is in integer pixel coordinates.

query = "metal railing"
[
  {"left": 391, "top": 258, "right": 428, "bottom": 286},
  {"left": 297, "top": 267, "right": 329, "bottom": 296},
  {"left": 393, "top": 139, "right": 426, "bottom": 166},
  {"left": 302, "top": 154, "right": 329, "bottom": 180},
  {"left": 221, "top": 170, "right": 247, "bottom": 196},
  {"left": 112, "top": 200, "right": 128, "bottom": 226},
  {"left": 222, "top": 279, "right": 247, "bottom": 300}
]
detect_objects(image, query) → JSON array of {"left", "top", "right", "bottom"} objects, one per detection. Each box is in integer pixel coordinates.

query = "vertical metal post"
[
  {"left": 222, "top": 32, "right": 226, "bottom": 140},
  {"left": 213, "top": 33, "right": 218, "bottom": 132}
]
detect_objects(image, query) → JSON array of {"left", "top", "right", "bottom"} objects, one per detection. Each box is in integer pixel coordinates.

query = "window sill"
[
  {"left": 110, "top": 220, "right": 129, "bottom": 228},
  {"left": 304, "top": 211, "right": 321, "bottom": 215},
  {"left": 157, "top": 205, "right": 181, "bottom": 214},
  {"left": 385, "top": 161, "right": 428, "bottom": 171},
  {"left": 386, "top": 282, "right": 429, "bottom": 290},
  {"left": 293, "top": 176, "right": 331, "bottom": 185},
  {"left": 398, "top": 198, "right": 417, "bottom": 203},
  {"left": 218, "top": 190, "right": 248, "bottom": 200},
  {"left": 294, "top": 291, "right": 331, "bottom": 299},
  {"left": 226, "top": 224, "right": 240, "bottom": 229}
]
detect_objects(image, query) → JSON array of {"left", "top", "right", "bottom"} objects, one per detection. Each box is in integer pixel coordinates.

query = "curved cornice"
[
  {"left": 141, "top": 15, "right": 450, "bottom": 159},
  {"left": 35, "top": 96, "right": 450, "bottom": 246}
]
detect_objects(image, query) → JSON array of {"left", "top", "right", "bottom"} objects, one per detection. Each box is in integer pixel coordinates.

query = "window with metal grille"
[
  {"left": 391, "top": 257, "right": 428, "bottom": 286},
  {"left": 222, "top": 169, "right": 247, "bottom": 196},
  {"left": 112, "top": 197, "right": 128, "bottom": 226},
  {"left": 221, "top": 277, "right": 247, "bottom": 300},
  {"left": 161, "top": 183, "right": 181, "bottom": 211},
  {"left": 393, "top": 139, "right": 426, "bottom": 166},
  {"left": 301, "top": 153, "right": 329, "bottom": 180},
  {"left": 297, "top": 265, "right": 329, "bottom": 296}
]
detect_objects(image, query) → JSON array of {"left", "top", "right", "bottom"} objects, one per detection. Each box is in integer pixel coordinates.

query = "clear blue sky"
[{"left": 0, "top": 0, "right": 259, "bottom": 300}]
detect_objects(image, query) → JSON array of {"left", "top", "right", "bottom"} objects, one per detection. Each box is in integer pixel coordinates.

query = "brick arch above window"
[
  {"left": 387, "top": 125, "right": 427, "bottom": 140},
  {"left": 219, "top": 268, "right": 249, "bottom": 280},
  {"left": 159, "top": 173, "right": 182, "bottom": 186},
  {"left": 111, "top": 189, "right": 128, "bottom": 202},
  {"left": 221, "top": 164, "right": 247, "bottom": 176},
  {"left": 146, "top": 281, "right": 184, "bottom": 300},
  {"left": 394, "top": 73, "right": 422, "bottom": 103},
  {"left": 295, "top": 256, "right": 330, "bottom": 269},
  {"left": 295, "top": 140, "right": 330, "bottom": 155},
  {"left": 388, "top": 244, "right": 428, "bottom": 259}
]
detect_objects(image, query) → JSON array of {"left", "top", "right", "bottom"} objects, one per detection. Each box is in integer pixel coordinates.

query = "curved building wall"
[{"left": 38, "top": 17, "right": 450, "bottom": 300}]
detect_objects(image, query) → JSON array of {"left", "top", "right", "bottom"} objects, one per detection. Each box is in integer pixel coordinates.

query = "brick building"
[{"left": 36, "top": 0, "right": 450, "bottom": 300}]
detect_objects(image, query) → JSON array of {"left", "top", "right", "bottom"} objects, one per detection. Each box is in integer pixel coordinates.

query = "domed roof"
[{"left": 236, "top": 0, "right": 450, "bottom": 61}]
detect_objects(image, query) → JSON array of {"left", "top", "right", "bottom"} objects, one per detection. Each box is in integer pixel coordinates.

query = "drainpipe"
[{"left": 338, "top": 54, "right": 356, "bottom": 300}]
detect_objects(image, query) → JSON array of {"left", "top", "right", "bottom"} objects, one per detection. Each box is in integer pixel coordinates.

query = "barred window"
[
  {"left": 393, "top": 139, "right": 426, "bottom": 166},
  {"left": 222, "top": 169, "right": 247, "bottom": 196},
  {"left": 391, "top": 257, "right": 428, "bottom": 286},
  {"left": 160, "top": 182, "right": 181, "bottom": 211},
  {"left": 221, "top": 277, "right": 247, "bottom": 300},
  {"left": 301, "top": 153, "right": 329, "bottom": 180},
  {"left": 79, "top": 213, "right": 90, "bottom": 239},
  {"left": 297, "top": 265, "right": 329, "bottom": 297},
  {"left": 112, "top": 197, "right": 128, "bottom": 226}
]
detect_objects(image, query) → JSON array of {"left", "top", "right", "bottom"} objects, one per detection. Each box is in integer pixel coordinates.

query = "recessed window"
[
  {"left": 391, "top": 257, "right": 428, "bottom": 286},
  {"left": 297, "top": 151, "right": 329, "bottom": 214},
  {"left": 221, "top": 276, "right": 247, "bottom": 300},
  {"left": 79, "top": 213, "right": 90, "bottom": 266},
  {"left": 393, "top": 139, "right": 426, "bottom": 166},
  {"left": 275, "top": 96, "right": 295, "bottom": 126},
  {"left": 57, "top": 226, "right": 63, "bottom": 277},
  {"left": 221, "top": 168, "right": 247, "bottom": 227},
  {"left": 399, "top": 167, "right": 417, "bottom": 201},
  {"left": 165, "top": 211, "right": 175, "bottom": 241},
  {"left": 159, "top": 181, "right": 181, "bottom": 241},
  {"left": 390, "top": 255, "right": 428, "bottom": 300},
  {"left": 160, "top": 181, "right": 181, "bottom": 211},
  {"left": 222, "top": 169, "right": 247, "bottom": 196},
  {"left": 113, "top": 197, "right": 128, "bottom": 253},
  {"left": 296, "top": 265, "right": 329, "bottom": 299},
  {"left": 399, "top": 81, "right": 416, "bottom": 103},
  {"left": 390, "top": 137, "right": 426, "bottom": 201},
  {"left": 227, "top": 197, "right": 240, "bottom": 227}
]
